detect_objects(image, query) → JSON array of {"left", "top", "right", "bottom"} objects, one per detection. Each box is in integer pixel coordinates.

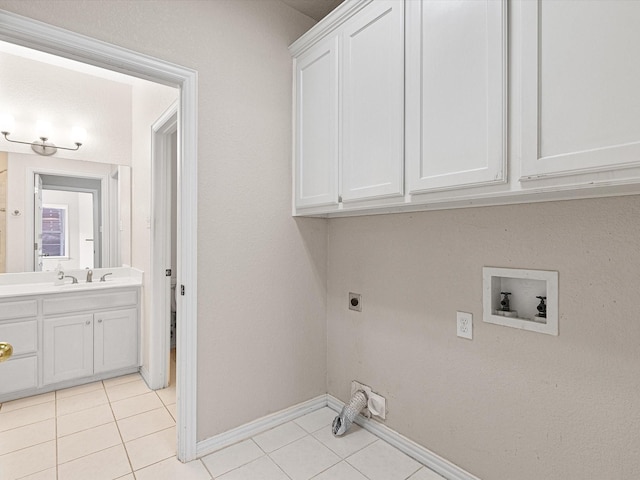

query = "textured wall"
[
  {"left": 0, "top": 0, "right": 325, "bottom": 440},
  {"left": 327, "top": 195, "right": 640, "bottom": 480}
]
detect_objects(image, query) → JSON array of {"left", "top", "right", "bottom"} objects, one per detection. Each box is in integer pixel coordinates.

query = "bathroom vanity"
[{"left": 0, "top": 268, "right": 142, "bottom": 402}]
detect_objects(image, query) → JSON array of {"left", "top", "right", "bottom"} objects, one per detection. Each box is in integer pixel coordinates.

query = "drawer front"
[
  {"left": 0, "top": 300, "right": 38, "bottom": 320},
  {"left": 0, "top": 356, "right": 38, "bottom": 395},
  {"left": 43, "top": 289, "right": 138, "bottom": 316},
  {"left": 0, "top": 320, "right": 37, "bottom": 355}
]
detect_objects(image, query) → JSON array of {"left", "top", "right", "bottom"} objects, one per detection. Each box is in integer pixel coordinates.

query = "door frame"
[
  {"left": 148, "top": 103, "right": 178, "bottom": 390},
  {"left": 0, "top": 11, "right": 199, "bottom": 461}
]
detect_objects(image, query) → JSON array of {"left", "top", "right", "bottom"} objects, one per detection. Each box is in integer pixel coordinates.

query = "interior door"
[{"left": 33, "top": 173, "right": 43, "bottom": 271}]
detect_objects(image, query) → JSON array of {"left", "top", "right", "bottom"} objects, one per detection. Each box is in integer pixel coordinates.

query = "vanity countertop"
[{"left": 0, "top": 267, "right": 143, "bottom": 299}]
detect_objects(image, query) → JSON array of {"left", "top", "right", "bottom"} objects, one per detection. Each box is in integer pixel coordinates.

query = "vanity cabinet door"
[
  {"left": 43, "top": 314, "right": 94, "bottom": 385},
  {"left": 94, "top": 308, "right": 138, "bottom": 374},
  {"left": 406, "top": 0, "right": 507, "bottom": 194}
]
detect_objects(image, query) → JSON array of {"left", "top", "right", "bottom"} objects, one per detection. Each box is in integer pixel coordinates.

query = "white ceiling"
[{"left": 281, "top": 0, "right": 345, "bottom": 21}]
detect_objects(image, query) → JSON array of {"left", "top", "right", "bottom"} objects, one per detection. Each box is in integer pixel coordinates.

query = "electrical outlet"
[{"left": 457, "top": 311, "right": 473, "bottom": 339}]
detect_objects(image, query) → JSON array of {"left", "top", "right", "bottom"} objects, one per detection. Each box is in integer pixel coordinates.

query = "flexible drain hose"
[{"left": 332, "top": 390, "right": 368, "bottom": 436}]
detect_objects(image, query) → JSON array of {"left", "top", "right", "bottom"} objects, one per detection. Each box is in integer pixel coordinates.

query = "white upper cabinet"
[
  {"left": 519, "top": 0, "right": 640, "bottom": 182},
  {"left": 290, "top": 0, "right": 640, "bottom": 217},
  {"left": 294, "top": 36, "right": 339, "bottom": 209},
  {"left": 406, "top": 0, "right": 507, "bottom": 194},
  {"left": 341, "top": 1, "right": 404, "bottom": 203}
]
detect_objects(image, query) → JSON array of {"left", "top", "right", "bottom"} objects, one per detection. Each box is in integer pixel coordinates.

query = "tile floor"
[{"left": 0, "top": 351, "right": 445, "bottom": 480}]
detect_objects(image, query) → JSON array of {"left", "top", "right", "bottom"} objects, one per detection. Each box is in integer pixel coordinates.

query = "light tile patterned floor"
[{"left": 0, "top": 354, "right": 445, "bottom": 479}]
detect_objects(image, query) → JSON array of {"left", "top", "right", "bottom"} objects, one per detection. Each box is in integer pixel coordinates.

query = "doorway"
[{"left": 0, "top": 11, "right": 199, "bottom": 461}]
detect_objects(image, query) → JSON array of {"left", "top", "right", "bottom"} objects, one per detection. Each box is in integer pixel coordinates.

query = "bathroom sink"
[{"left": 59, "top": 281, "right": 110, "bottom": 289}]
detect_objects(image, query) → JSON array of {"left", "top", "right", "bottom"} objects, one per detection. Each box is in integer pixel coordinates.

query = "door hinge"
[
  {"left": 181, "top": 285, "right": 185, "bottom": 296},
  {"left": 34, "top": 242, "right": 38, "bottom": 251},
  {"left": 165, "top": 269, "right": 172, "bottom": 277}
]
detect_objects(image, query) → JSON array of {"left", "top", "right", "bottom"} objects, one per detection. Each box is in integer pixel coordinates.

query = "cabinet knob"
[
  {"left": 0, "top": 342, "right": 13, "bottom": 363},
  {"left": 98, "top": 319, "right": 103, "bottom": 323},
  {"left": 86, "top": 320, "right": 91, "bottom": 325}
]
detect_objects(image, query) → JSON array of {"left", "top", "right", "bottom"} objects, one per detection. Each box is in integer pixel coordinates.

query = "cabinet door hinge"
[
  {"left": 165, "top": 269, "right": 172, "bottom": 277},
  {"left": 181, "top": 285, "right": 185, "bottom": 296}
]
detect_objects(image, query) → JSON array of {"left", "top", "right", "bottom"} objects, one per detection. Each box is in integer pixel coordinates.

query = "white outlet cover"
[{"left": 457, "top": 311, "right": 473, "bottom": 340}]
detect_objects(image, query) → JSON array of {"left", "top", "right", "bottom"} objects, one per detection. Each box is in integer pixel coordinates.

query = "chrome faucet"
[
  {"left": 64, "top": 275, "right": 78, "bottom": 284},
  {"left": 86, "top": 269, "right": 93, "bottom": 283},
  {"left": 100, "top": 272, "right": 113, "bottom": 282}
]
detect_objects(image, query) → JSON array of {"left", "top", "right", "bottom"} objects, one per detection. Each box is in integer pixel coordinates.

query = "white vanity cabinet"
[
  {"left": 0, "top": 285, "right": 140, "bottom": 401},
  {"left": 43, "top": 314, "right": 94, "bottom": 385},
  {"left": 42, "top": 289, "right": 139, "bottom": 385},
  {"left": 518, "top": 0, "right": 640, "bottom": 185},
  {"left": 405, "top": 0, "right": 507, "bottom": 194},
  {"left": 292, "top": 0, "right": 404, "bottom": 212},
  {"left": 0, "top": 300, "right": 38, "bottom": 395},
  {"left": 94, "top": 308, "right": 138, "bottom": 374}
]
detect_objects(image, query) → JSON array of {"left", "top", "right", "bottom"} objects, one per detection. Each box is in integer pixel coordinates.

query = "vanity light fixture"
[{"left": 0, "top": 113, "right": 86, "bottom": 156}]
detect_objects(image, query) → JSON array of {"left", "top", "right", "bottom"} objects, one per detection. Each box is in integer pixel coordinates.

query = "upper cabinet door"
[
  {"left": 520, "top": 0, "right": 640, "bottom": 181},
  {"left": 406, "top": 0, "right": 507, "bottom": 194},
  {"left": 341, "top": 1, "right": 405, "bottom": 203},
  {"left": 294, "top": 37, "right": 339, "bottom": 209}
]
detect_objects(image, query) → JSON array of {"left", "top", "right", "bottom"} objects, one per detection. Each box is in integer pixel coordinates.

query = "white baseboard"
[
  {"left": 195, "top": 395, "right": 327, "bottom": 458},
  {"left": 195, "top": 394, "right": 480, "bottom": 480},
  {"left": 327, "top": 395, "right": 481, "bottom": 480}
]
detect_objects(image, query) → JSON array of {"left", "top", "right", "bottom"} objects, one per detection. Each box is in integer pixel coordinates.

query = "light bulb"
[
  {"left": 71, "top": 126, "right": 87, "bottom": 145},
  {"left": 0, "top": 113, "right": 15, "bottom": 134},
  {"left": 35, "top": 120, "right": 52, "bottom": 140}
]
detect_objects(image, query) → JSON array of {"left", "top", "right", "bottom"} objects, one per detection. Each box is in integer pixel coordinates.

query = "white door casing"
[
  {"left": 0, "top": 10, "right": 199, "bottom": 461},
  {"left": 33, "top": 173, "right": 43, "bottom": 271},
  {"left": 148, "top": 104, "right": 177, "bottom": 390}
]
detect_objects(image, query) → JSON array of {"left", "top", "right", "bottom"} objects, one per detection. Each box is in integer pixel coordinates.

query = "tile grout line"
[{"left": 106, "top": 378, "right": 137, "bottom": 479}]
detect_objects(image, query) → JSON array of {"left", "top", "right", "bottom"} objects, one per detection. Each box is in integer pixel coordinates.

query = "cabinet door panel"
[
  {"left": 294, "top": 37, "right": 339, "bottom": 209},
  {"left": 406, "top": 0, "right": 507, "bottom": 193},
  {"left": 94, "top": 308, "right": 138, "bottom": 374},
  {"left": 0, "top": 319, "right": 37, "bottom": 355},
  {"left": 43, "top": 314, "right": 93, "bottom": 385},
  {"left": 0, "top": 356, "right": 37, "bottom": 395},
  {"left": 341, "top": 0, "right": 404, "bottom": 202},
  {"left": 520, "top": 0, "right": 640, "bottom": 180}
]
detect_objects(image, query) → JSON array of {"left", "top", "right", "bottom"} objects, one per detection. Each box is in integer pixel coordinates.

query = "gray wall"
[
  {"left": 327, "top": 195, "right": 640, "bottom": 480},
  {"left": 0, "top": 0, "right": 326, "bottom": 440}
]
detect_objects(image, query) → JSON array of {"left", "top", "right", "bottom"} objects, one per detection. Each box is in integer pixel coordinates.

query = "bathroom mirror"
[{"left": 0, "top": 150, "right": 131, "bottom": 273}]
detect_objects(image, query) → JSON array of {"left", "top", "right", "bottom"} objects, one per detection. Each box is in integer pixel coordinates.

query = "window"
[{"left": 42, "top": 204, "right": 68, "bottom": 258}]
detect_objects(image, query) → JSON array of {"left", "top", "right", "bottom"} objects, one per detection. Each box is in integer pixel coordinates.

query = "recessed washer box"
[{"left": 483, "top": 267, "right": 558, "bottom": 336}]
